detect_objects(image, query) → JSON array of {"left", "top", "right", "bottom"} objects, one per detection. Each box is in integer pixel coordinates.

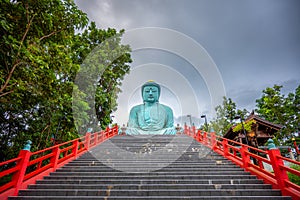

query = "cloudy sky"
[{"left": 74, "top": 0, "right": 300, "bottom": 126}]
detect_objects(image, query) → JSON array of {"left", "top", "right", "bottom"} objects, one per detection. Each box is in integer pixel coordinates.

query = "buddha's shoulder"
[
  {"left": 129, "top": 104, "right": 144, "bottom": 112},
  {"left": 160, "top": 104, "right": 173, "bottom": 111}
]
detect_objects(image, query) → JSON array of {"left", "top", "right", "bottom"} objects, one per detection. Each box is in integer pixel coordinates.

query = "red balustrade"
[
  {"left": 184, "top": 124, "right": 300, "bottom": 200},
  {"left": 0, "top": 125, "right": 118, "bottom": 199}
]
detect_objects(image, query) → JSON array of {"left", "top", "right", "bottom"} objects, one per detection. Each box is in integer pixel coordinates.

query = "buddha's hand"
[{"left": 163, "top": 128, "right": 176, "bottom": 135}]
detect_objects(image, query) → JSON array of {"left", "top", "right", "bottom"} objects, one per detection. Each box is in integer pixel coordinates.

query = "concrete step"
[
  {"left": 49, "top": 171, "right": 250, "bottom": 176},
  {"left": 17, "top": 188, "right": 283, "bottom": 197},
  {"left": 57, "top": 167, "right": 243, "bottom": 172},
  {"left": 36, "top": 178, "right": 265, "bottom": 185},
  {"left": 66, "top": 161, "right": 232, "bottom": 165},
  {"left": 43, "top": 174, "right": 258, "bottom": 180},
  {"left": 9, "top": 135, "right": 291, "bottom": 199},
  {"left": 28, "top": 183, "right": 273, "bottom": 190},
  {"left": 8, "top": 196, "right": 292, "bottom": 200}
]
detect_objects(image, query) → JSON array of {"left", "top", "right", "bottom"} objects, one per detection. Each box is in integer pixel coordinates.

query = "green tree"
[
  {"left": 0, "top": 0, "right": 131, "bottom": 161},
  {"left": 255, "top": 84, "right": 300, "bottom": 143},
  {"left": 210, "top": 97, "right": 237, "bottom": 135},
  {"left": 286, "top": 85, "right": 300, "bottom": 135},
  {"left": 255, "top": 85, "right": 285, "bottom": 124},
  {"left": 71, "top": 23, "right": 131, "bottom": 131},
  {"left": 209, "top": 97, "right": 249, "bottom": 135}
]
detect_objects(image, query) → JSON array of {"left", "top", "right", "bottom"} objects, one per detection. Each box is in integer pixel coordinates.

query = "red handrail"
[
  {"left": 184, "top": 125, "right": 300, "bottom": 200},
  {"left": 0, "top": 125, "right": 118, "bottom": 199}
]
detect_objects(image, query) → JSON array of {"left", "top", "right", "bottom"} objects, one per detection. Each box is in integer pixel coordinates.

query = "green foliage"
[
  {"left": 72, "top": 23, "right": 132, "bottom": 131},
  {"left": 233, "top": 119, "right": 256, "bottom": 133},
  {"left": 288, "top": 164, "right": 300, "bottom": 186},
  {"left": 0, "top": 0, "right": 131, "bottom": 161},
  {"left": 208, "top": 84, "right": 299, "bottom": 146},
  {"left": 255, "top": 84, "right": 300, "bottom": 143},
  {"left": 209, "top": 97, "right": 248, "bottom": 135}
]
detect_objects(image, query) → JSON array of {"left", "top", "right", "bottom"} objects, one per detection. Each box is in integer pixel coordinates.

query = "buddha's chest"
[{"left": 137, "top": 104, "right": 167, "bottom": 129}]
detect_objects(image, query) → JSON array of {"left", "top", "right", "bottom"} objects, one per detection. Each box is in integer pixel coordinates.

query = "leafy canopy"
[{"left": 0, "top": 0, "right": 131, "bottom": 161}]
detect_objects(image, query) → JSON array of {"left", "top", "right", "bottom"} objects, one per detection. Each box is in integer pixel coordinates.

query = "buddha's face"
[{"left": 143, "top": 86, "right": 159, "bottom": 103}]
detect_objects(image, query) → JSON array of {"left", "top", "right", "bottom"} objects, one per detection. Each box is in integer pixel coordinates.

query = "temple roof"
[
  {"left": 224, "top": 113, "right": 282, "bottom": 140},
  {"left": 245, "top": 114, "right": 282, "bottom": 130}
]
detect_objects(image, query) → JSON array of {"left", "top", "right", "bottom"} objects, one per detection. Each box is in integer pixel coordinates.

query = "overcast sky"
[{"left": 74, "top": 0, "right": 300, "bottom": 126}]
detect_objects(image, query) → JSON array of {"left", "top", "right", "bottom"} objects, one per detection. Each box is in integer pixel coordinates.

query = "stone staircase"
[{"left": 9, "top": 134, "right": 291, "bottom": 199}]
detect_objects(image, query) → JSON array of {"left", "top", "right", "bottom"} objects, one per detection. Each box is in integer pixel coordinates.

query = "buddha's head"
[{"left": 142, "top": 81, "right": 161, "bottom": 103}]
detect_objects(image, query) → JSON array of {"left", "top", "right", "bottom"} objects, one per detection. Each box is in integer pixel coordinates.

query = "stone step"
[
  {"left": 28, "top": 183, "right": 273, "bottom": 190},
  {"left": 36, "top": 179, "right": 265, "bottom": 185},
  {"left": 8, "top": 196, "right": 292, "bottom": 200},
  {"left": 57, "top": 167, "right": 243, "bottom": 172},
  {"left": 43, "top": 174, "right": 257, "bottom": 180},
  {"left": 72, "top": 160, "right": 230, "bottom": 163},
  {"left": 62, "top": 162, "right": 240, "bottom": 166},
  {"left": 66, "top": 161, "right": 233, "bottom": 168},
  {"left": 61, "top": 166, "right": 241, "bottom": 170},
  {"left": 72, "top": 156, "right": 230, "bottom": 160},
  {"left": 72, "top": 157, "right": 229, "bottom": 161},
  {"left": 49, "top": 171, "right": 250, "bottom": 176},
  {"left": 10, "top": 135, "right": 291, "bottom": 199},
  {"left": 67, "top": 160, "right": 232, "bottom": 164},
  {"left": 66, "top": 160, "right": 233, "bottom": 165},
  {"left": 17, "top": 188, "right": 283, "bottom": 197}
]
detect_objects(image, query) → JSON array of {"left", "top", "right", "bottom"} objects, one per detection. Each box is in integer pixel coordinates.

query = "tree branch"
[
  {"left": 39, "top": 29, "right": 63, "bottom": 41},
  {"left": 17, "top": 14, "right": 35, "bottom": 56},
  {"left": 1, "top": 14, "right": 35, "bottom": 96},
  {"left": 0, "top": 90, "right": 14, "bottom": 98},
  {"left": 0, "top": 14, "right": 35, "bottom": 96},
  {"left": 0, "top": 61, "right": 25, "bottom": 94},
  {"left": 36, "top": 124, "right": 50, "bottom": 150}
]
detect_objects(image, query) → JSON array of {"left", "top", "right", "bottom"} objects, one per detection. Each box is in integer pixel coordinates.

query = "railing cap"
[
  {"left": 23, "top": 140, "right": 32, "bottom": 151},
  {"left": 87, "top": 128, "right": 93, "bottom": 132},
  {"left": 267, "top": 139, "right": 277, "bottom": 150}
]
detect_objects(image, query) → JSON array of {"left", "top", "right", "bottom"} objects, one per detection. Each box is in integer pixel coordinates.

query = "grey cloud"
[{"left": 75, "top": 0, "right": 300, "bottom": 124}]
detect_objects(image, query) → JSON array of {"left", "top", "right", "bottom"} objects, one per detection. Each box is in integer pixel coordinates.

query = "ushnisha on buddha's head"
[{"left": 141, "top": 80, "right": 161, "bottom": 103}]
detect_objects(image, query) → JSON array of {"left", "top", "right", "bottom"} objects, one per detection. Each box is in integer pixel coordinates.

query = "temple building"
[{"left": 224, "top": 113, "right": 282, "bottom": 147}]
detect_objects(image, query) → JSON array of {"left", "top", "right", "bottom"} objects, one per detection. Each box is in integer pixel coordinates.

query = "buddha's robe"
[{"left": 127, "top": 103, "right": 176, "bottom": 135}]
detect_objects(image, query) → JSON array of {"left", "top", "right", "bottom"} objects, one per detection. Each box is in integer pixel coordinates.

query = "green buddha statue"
[{"left": 127, "top": 81, "right": 176, "bottom": 135}]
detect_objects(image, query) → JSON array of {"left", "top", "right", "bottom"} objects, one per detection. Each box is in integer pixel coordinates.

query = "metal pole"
[
  {"left": 201, "top": 115, "right": 208, "bottom": 132},
  {"left": 187, "top": 115, "right": 192, "bottom": 127},
  {"left": 234, "top": 115, "right": 249, "bottom": 145},
  {"left": 240, "top": 117, "right": 249, "bottom": 145}
]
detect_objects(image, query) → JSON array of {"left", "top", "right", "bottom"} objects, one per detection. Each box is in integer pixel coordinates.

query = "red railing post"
[
  {"left": 196, "top": 130, "right": 200, "bottom": 142},
  {"left": 268, "top": 148, "right": 289, "bottom": 190},
  {"left": 192, "top": 125, "right": 196, "bottom": 139},
  {"left": 222, "top": 139, "right": 229, "bottom": 157},
  {"left": 210, "top": 132, "right": 217, "bottom": 150},
  {"left": 240, "top": 145, "right": 250, "bottom": 169},
  {"left": 50, "top": 146, "right": 60, "bottom": 172},
  {"left": 111, "top": 125, "right": 118, "bottom": 137},
  {"left": 203, "top": 132, "right": 207, "bottom": 145},
  {"left": 106, "top": 127, "right": 108, "bottom": 137},
  {"left": 72, "top": 140, "right": 79, "bottom": 158},
  {"left": 100, "top": 130, "right": 104, "bottom": 142},
  {"left": 94, "top": 132, "right": 99, "bottom": 145},
  {"left": 110, "top": 126, "right": 115, "bottom": 138},
  {"left": 12, "top": 149, "right": 31, "bottom": 196},
  {"left": 200, "top": 130, "right": 204, "bottom": 141},
  {"left": 184, "top": 124, "right": 187, "bottom": 135},
  {"left": 85, "top": 132, "right": 91, "bottom": 150}
]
